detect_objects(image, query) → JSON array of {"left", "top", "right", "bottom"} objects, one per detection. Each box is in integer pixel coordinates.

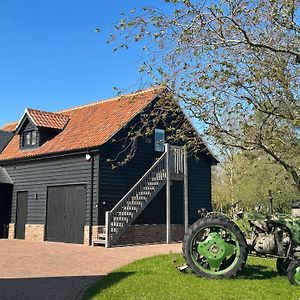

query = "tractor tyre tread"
[
  {"left": 182, "top": 216, "right": 247, "bottom": 279},
  {"left": 287, "top": 259, "right": 300, "bottom": 285}
]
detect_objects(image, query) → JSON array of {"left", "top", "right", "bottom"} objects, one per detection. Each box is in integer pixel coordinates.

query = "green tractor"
[{"left": 182, "top": 197, "right": 300, "bottom": 284}]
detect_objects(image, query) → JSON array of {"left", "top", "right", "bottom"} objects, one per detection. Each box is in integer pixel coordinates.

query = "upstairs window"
[
  {"left": 23, "top": 130, "right": 37, "bottom": 147},
  {"left": 154, "top": 129, "right": 165, "bottom": 152}
]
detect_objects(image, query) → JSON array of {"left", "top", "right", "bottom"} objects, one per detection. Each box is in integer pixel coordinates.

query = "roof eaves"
[
  {"left": 0, "top": 146, "right": 100, "bottom": 164},
  {"left": 171, "top": 97, "right": 219, "bottom": 164},
  {"left": 15, "top": 108, "right": 38, "bottom": 134}
]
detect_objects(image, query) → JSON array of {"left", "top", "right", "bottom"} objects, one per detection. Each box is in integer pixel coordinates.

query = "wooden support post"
[
  {"left": 165, "top": 143, "right": 171, "bottom": 244},
  {"left": 184, "top": 146, "right": 189, "bottom": 233},
  {"left": 105, "top": 211, "right": 111, "bottom": 248}
]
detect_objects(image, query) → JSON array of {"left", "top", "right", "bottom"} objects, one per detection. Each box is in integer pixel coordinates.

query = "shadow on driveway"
[{"left": 0, "top": 275, "right": 100, "bottom": 300}]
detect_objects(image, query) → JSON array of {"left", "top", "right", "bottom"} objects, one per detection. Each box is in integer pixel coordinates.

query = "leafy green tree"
[
  {"left": 107, "top": 0, "right": 300, "bottom": 191},
  {"left": 213, "top": 151, "right": 300, "bottom": 212}
]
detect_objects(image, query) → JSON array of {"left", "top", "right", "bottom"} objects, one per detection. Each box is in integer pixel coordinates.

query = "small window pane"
[
  {"left": 31, "top": 131, "right": 37, "bottom": 145},
  {"left": 23, "top": 130, "right": 37, "bottom": 147},
  {"left": 155, "top": 129, "right": 165, "bottom": 152},
  {"left": 25, "top": 132, "right": 31, "bottom": 146}
]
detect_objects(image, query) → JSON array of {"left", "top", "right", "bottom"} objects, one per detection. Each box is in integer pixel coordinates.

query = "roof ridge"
[
  {"left": 2, "top": 121, "right": 18, "bottom": 127},
  {"left": 1, "top": 86, "right": 162, "bottom": 130},
  {"left": 57, "top": 86, "right": 162, "bottom": 114},
  {"left": 27, "top": 108, "right": 68, "bottom": 116}
]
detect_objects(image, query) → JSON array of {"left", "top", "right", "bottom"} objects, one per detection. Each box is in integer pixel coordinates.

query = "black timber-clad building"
[{"left": 0, "top": 87, "right": 217, "bottom": 246}]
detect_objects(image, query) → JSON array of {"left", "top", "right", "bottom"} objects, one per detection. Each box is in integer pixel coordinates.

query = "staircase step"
[
  {"left": 129, "top": 200, "right": 146, "bottom": 205},
  {"left": 104, "top": 152, "right": 173, "bottom": 246},
  {"left": 111, "top": 222, "right": 128, "bottom": 227},
  {"left": 136, "top": 191, "right": 152, "bottom": 196},
  {"left": 148, "top": 180, "right": 160, "bottom": 183},
  {"left": 92, "top": 239, "right": 106, "bottom": 246},
  {"left": 117, "top": 211, "right": 134, "bottom": 217},
  {"left": 113, "top": 218, "right": 130, "bottom": 224},
  {"left": 130, "top": 197, "right": 147, "bottom": 202},
  {"left": 113, "top": 215, "right": 131, "bottom": 222},
  {"left": 151, "top": 174, "right": 166, "bottom": 180},
  {"left": 143, "top": 187, "right": 156, "bottom": 192},
  {"left": 149, "top": 181, "right": 161, "bottom": 186},
  {"left": 118, "top": 208, "right": 135, "bottom": 213},
  {"left": 122, "top": 206, "right": 138, "bottom": 212}
]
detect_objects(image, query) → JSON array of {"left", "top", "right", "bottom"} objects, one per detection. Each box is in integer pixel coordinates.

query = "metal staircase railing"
[
  {"left": 169, "top": 145, "right": 184, "bottom": 180},
  {"left": 104, "top": 152, "right": 167, "bottom": 247},
  {"left": 96, "top": 144, "right": 185, "bottom": 248}
]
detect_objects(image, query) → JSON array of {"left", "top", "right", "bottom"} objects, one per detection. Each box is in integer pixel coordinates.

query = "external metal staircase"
[{"left": 94, "top": 144, "right": 186, "bottom": 247}]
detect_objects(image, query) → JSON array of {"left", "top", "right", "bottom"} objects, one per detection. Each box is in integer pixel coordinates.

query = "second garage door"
[{"left": 46, "top": 185, "right": 86, "bottom": 244}]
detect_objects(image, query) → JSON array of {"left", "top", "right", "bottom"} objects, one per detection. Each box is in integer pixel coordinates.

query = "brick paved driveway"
[{"left": 0, "top": 240, "right": 181, "bottom": 300}]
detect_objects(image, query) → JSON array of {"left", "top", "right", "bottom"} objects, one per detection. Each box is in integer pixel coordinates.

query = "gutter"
[
  {"left": 0, "top": 148, "right": 100, "bottom": 165},
  {"left": 88, "top": 151, "right": 94, "bottom": 246}
]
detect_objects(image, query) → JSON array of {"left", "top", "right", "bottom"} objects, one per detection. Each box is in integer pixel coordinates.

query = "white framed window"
[
  {"left": 22, "top": 130, "right": 37, "bottom": 147},
  {"left": 154, "top": 128, "right": 165, "bottom": 152}
]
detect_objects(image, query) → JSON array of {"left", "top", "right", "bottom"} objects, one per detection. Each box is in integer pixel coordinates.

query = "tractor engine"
[
  {"left": 248, "top": 221, "right": 291, "bottom": 256},
  {"left": 253, "top": 232, "right": 275, "bottom": 254}
]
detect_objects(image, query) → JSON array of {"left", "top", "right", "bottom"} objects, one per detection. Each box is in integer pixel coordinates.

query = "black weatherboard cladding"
[
  {"left": 99, "top": 136, "right": 159, "bottom": 224},
  {"left": 18, "top": 118, "right": 39, "bottom": 149},
  {"left": 188, "top": 154, "right": 212, "bottom": 223},
  {"left": 133, "top": 153, "right": 212, "bottom": 225},
  {"left": 22, "top": 119, "right": 36, "bottom": 132},
  {"left": 98, "top": 126, "right": 212, "bottom": 225},
  {"left": 97, "top": 97, "right": 213, "bottom": 225},
  {"left": 0, "top": 131, "right": 14, "bottom": 153},
  {"left": 2, "top": 153, "right": 99, "bottom": 226}
]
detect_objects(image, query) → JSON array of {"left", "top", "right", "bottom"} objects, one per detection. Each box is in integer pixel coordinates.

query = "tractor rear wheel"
[
  {"left": 276, "top": 258, "right": 291, "bottom": 276},
  {"left": 183, "top": 216, "right": 247, "bottom": 279},
  {"left": 287, "top": 260, "right": 300, "bottom": 285}
]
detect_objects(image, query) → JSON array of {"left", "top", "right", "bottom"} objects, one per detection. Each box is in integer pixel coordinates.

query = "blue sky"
[{"left": 0, "top": 1, "right": 166, "bottom": 127}]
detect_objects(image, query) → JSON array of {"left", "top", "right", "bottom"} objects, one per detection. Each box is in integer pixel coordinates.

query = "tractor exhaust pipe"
[{"left": 268, "top": 190, "right": 273, "bottom": 217}]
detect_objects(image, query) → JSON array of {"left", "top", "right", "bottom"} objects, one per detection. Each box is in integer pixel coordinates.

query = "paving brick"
[{"left": 0, "top": 239, "right": 181, "bottom": 299}]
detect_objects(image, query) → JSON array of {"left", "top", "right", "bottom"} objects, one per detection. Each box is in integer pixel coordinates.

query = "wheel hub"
[
  {"left": 210, "top": 245, "right": 220, "bottom": 254},
  {"left": 197, "top": 232, "right": 236, "bottom": 271}
]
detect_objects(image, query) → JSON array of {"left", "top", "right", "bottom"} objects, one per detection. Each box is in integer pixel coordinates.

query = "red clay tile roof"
[
  {"left": 2, "top": 123, "right": 16, "bottom": 132},
  {"left": 0, "top": 87, "right": 161, "bottom": 161},
  {"left": 24, "top": 108, "right": 69, "bottom": 130}
]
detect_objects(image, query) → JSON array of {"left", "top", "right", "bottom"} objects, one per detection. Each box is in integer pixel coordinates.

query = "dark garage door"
[{"left": 46, "top": 185, "right": 86, "bottom": 244}]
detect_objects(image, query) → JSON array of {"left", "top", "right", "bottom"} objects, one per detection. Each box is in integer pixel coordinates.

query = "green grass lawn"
[{"left": 83, "top": 254, "right": 299, "bottom": 300}]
